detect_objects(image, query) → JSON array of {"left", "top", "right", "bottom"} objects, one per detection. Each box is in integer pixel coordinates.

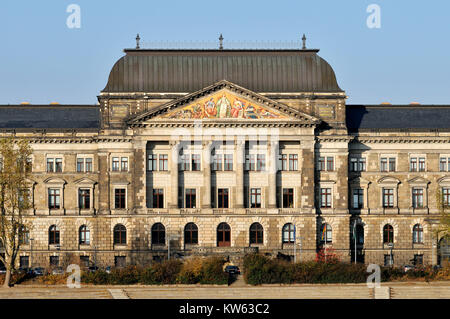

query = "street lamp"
[
  {"left": 167, "top": 234, "right": 180, "bottom": 260},
  {"left": 388, "top": 243, "right": 394, "bottom": 267},
  {"left": 29, "top": 238, "right": 34, "bottom": 269}
]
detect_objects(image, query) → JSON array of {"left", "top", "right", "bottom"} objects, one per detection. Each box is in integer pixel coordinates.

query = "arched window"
[
  {"left": 282, "top": 223, "right": 295, "bottom": 243},
  {"left": 320, "top": 223, "right": 332, "bottom": 243},
  {"left": 184, "top": 223, "right": 198, "bottom": 245},
  {"left": 19, "top": 226, "right": 29, "bottom": 245},
  {"left": 113, "top": 224, "right": 126, "bottom": 245},
  {"left": 356, "top": 224, "right": 364, "bottom": 245},
  {"left": 48, "top": 225, "right": 60, "bottom": 245},
  {"left": 217, "top": 222, "right": 231, "bottom": 247},
  {"left": 249, "top": 223, "right": 263, "bottom": 244},
  {"left": 413, "top": 224, "right": 423, "bottom": 244},
  {"left": 383, "top": 224, "right": 394, "bottom": 244},
  {"left": 79, "top": 225, "right": 90, "bottom": 245},
  {"left": 151, "top": 223, "right": 165, "bottom": 245}
]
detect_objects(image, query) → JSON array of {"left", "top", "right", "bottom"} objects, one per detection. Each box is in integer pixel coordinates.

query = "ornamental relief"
[{"left": 162, "top": 89, "right": 288, "bottom": 120}]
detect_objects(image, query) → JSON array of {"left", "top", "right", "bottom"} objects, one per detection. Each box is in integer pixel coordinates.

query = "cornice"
[{"left": 351, "top": 136, "right": 450, "bottom": 144}]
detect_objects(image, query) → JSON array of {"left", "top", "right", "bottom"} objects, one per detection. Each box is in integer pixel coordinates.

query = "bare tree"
[{"left": 0, "top": 137, "right": 32, "bottom": 288}]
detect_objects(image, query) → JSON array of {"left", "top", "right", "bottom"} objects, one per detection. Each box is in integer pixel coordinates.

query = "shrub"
[
  {"left": 199, "top": 257, "right": 228, "bottom": 285},
  {"left": 81, "top": 270, "right": 109, "bottom": 285},
  {"left": 108, "top": 265, "right": 142, "bottom": 285},
  {"left": 176, "top": 257, "right": 203, "bottom": 284},
  {"left": 140, "top": 260, "right": 182, "bottom": 285}
]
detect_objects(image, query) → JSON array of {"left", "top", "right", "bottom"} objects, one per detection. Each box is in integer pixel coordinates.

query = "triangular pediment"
[
  {"left": 74, "top": 177, "right": 97, "bottom": 185},
  {"left": 127, "top": 80, "right": 320, "bottom": 125}
]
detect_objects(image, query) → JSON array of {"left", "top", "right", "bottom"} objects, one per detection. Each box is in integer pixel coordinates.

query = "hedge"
[{"left": 243, "top": 253, "right": 449, "bottom": 285}]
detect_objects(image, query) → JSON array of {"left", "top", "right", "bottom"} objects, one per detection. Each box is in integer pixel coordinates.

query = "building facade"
[{"left": 1, "top": 44, "right": 449, "bottom": 269}]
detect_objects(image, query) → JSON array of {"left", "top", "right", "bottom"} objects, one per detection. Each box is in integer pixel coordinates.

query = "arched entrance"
[{"left": 217, "top": 222, "right": 231, "bottom": 247}]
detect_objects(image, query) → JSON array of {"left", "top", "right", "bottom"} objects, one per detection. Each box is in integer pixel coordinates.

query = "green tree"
[{"left": 0, "top": 137, "right": 33, "bottom": 288}]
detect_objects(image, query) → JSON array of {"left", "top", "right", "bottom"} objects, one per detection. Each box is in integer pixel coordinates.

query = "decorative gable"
[
  {"left": 162, "top": 89, "right": 288, "bottom": 120},
  {"left": 127, "top": 80, "right": 320, "bottom": 127}
]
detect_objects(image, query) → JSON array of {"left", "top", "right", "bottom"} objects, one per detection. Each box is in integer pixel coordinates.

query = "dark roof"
[
  {"left": 0, "top": 105, "right": 99, "bottom": 130},
  {"left": 346, "top": 105, "right": 450, "bottom": 132},
  {"left": 102, "top": 49, "right": 343, "bottom": 94}
]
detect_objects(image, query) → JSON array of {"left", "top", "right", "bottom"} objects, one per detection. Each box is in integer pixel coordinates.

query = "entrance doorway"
[{"left": 217, "top": 223, "right": 231, "bottom": 247}]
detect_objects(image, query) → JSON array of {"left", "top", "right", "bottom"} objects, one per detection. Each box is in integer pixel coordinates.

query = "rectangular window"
[
  {"left": 114, "top": 189, "right": 126, "bottom": 209},
  {"left": 326, "top": 157, "right": 334, "bottom": 171},
  {"left": 380, "top": 158, "right": 388, "bottom": 172},
  {"left": 25, "top": 158, "right": 32, "bottom": 173},
  {"left": 112, "top": 157, "right": 120, "bottom": 171},
  {"left": 148, "top": 154, "right": 157, "bottom": 171},
  {"left": 48, "top": 188, "right": 60, "bottom": 209},
  {"left": 185, "top": 188, "right": 196, "bottom": 208},
  {"left": 50, "top": 256, "right": 59, "bottom": 267},
  {"left": 283, "top": 188, "right": 294, "bottom": 208},
  {"left": 279, "top": 154, "right": 288, "bottom": 171},
  {"left": 76, "top": 158, "right": 84, "bottom": 172},
  {"left": 19, "top": 256, "right": 29, "bottom": 269},
  {"left": 352, "top": 188, "right": 364, "bottom": 209},
  {"left": 114, "top": 256, "right": 126, "bottom": 268},
  {"left": 256, "top": 154, "right": 265, "bottom": 171},
  {"left": 181, "top": 154, "right": 190, "bottom": 171},
  {"left": 412, "top": 188, "right": 424, "bottom": 208},
  {"left": 443, "top": 187, "right": 450, "bottom": 207},
  {"left": 191, "top": 154, "right": 201, "bottom": 171},
  {"left": 389, "top": 158, "right": 396, "bottom": 172},
  {"left": 78, "top": 189, "right": 90, "bottom": 209},
  {"left": 224, "top": 154, "right": 233, "bottom": 171},
  {"left": 383, "top": 188, "right": 394, "bottom": 208},
  {"left": 121, "top": 157, "right": 128, "bottom": 171},
  {"left": 250, "top": 188, "right": 261, "bottom": 208},
  {"left": 418, "top": 158, "right": 425, "bottom": 172},
  {"left": 212, "top": 154, "right": 222, "bottom": 171},
  {"left": 85, "top": 158, "right": 92, "bottom": 172},
  {"left": 80, "top": 256, "right": 90, "bottom": 267},
  {"left": 218, "top": 188, "right": 229, "bottom": 208},
  {"left": 152, "top": 189, "right": 164, "bottom": 208},
  {"left": 410, "top": 157, "right": 417, "bottom": 172},
  {"left": 317, "top": 157, "right": 325, "bottom": 171},
  {"left": 414, "top": 254, "right": 423, "bottom": 266},
  {"left": 440, "top": 157, "right": 447, "bottom": 172},
  {"left": 47, "top": 158, "right": 54, "bottom": 172},
  {"left": 289, "top": 154, "right": 298, "bottom": 171},
  {"left": 320, "top": 188, "right": 332, "bottom": 208},
  {"left": 245, "top": 154, "right": 256, "bottom": 171},
  {"left": 159, "top": 154, "right": 168, "bottom": 171},
  {"left": 55, "top": 158, "right": 63, "bottom": 172},
  {"left": 350, "top": 157, "right": 366, "bottom": 172}
]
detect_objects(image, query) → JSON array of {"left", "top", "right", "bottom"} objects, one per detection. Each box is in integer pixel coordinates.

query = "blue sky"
[{"left": 0, "top": 0, "right": 449, "bottom": 105}]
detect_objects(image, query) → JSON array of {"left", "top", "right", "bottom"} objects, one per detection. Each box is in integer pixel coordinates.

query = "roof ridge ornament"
[
  {"left": 302, "top": 34, "right": 307, "bottom": 50},
  {"left": 136, "top": 33, "right": 141, "bottom": 49},
  {"left": 219, "top": 34, "right": 224, "bottom": 50}
]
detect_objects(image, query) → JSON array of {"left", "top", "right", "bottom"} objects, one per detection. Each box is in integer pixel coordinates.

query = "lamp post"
[
  {"left": 29, "top": 238, "right": 34, "bottom": 269},
  {"left": 388, "top": 243, "right": 394, "bottom": 267}
]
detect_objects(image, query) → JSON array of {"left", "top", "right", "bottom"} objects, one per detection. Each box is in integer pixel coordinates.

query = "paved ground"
[{"left": 0, "top": 281, "right": 448, "bottom": 299}]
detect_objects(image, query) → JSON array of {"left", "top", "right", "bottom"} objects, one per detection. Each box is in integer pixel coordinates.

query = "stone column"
[
  {"left": 202, "top": 141, "right": 212, "bottom": 208},
  {"left": 169, "top": 141, "right": 179, "bottom": 209},
  {"left": 268, "top": 140, "right": 278, "bottom": 209},
  {"left": 235, "top": 139, "right": 245, "bottom": 208}
]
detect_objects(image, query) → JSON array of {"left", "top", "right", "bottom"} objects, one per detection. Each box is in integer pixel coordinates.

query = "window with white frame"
[
  {"left": 439, "top": 156, "right": 450, "bottom": 172},
  {"left": 47, "top": 157, "right": 63, "bottom": 173},
  {"left": 382, "top": 188, "right": 394, "bottom": 208},
  {"left": 381, "top": 157, "right": 396, "bottom": 172},
  {"left": 317, "top": 156, "right": 334, "bottom": 171},
  {"left": 111, "top": 157, "right": 128, "bottom": 172},
  {"left": 412, "top": 188, "right": 424, "bottom": 208},
  {"left": 77, "top": 157, "right": 93, "bottom": 173},
  {"left": 350, "top": 157, "right": 366, "bottom": 172},
  {"left": 320, "top": 188, "right": 332, "bottom": 208},
  {"left": 352, "top": 188, "right": 364, "bottom": 209},
  {"left": 48, "top": 188, "right": 61, "bottom": 209}
]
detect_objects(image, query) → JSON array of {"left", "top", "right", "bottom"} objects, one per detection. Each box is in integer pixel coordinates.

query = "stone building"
[{"left": 0, "top": 41, "right": 449, "bottom": 269}]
